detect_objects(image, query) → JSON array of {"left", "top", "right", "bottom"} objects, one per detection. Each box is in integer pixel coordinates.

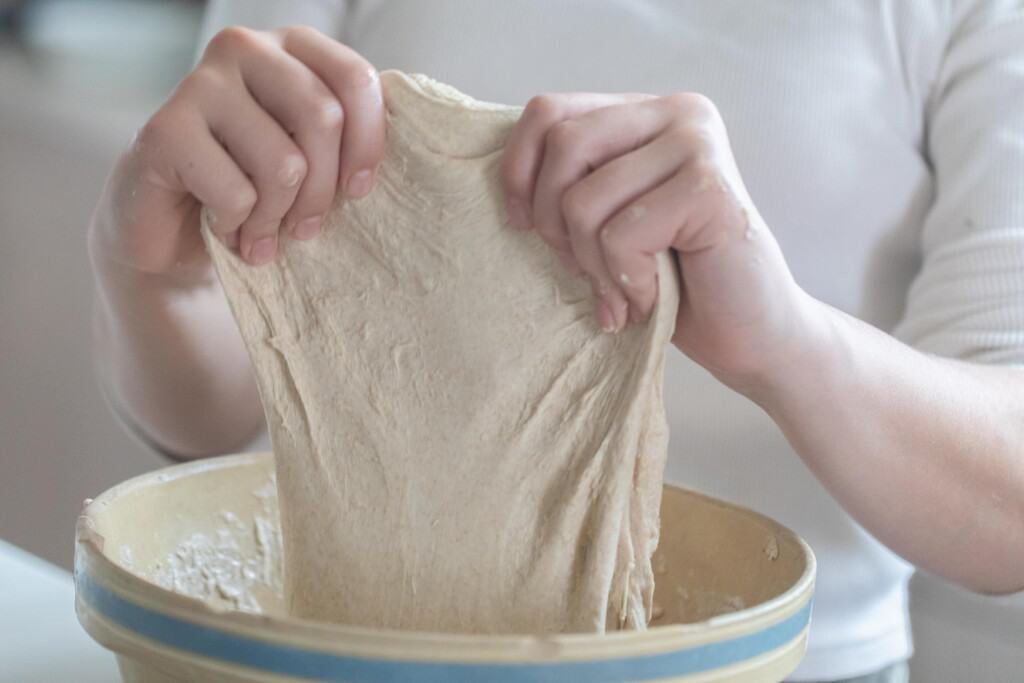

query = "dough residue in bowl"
[{"left": 147, "top": 477, "right": 283, "bottom": 614}]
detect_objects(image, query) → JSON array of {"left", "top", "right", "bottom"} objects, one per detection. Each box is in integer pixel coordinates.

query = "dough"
[{"left": 204, "top": 71, "right": 680, "bottom": 634}]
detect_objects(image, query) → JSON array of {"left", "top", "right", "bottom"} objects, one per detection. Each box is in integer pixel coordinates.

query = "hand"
[
  {"left": 90, "top": 26, "right": 387, "bottom": 281},
  {"left": 501, "top": 93, "right": 813, "bottom": 388}
]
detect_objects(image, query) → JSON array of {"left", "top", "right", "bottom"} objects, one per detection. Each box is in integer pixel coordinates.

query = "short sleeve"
[
  {"left": 892, "top": 0, "right": 1024, "bottom": 365},
  {"left": 196, "top": 0, "right": 347, "bottom": 54}
]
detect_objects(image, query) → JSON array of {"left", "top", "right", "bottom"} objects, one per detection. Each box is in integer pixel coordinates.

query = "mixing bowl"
[{"left": 75, "top": 452, "right": 815, "bottom": 682}]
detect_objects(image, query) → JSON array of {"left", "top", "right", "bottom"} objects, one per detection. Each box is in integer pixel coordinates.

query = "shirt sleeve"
[
  {"left": 891, "top": 0, "right": 1024, "bottom": 365},
  {"left": 196, "top": 0, "right": 347, "bottom": 54}
]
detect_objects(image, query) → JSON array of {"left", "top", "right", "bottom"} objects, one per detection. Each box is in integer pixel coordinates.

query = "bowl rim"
[{"left": 76, "top": 451, "right": 816, "bottom": 661}]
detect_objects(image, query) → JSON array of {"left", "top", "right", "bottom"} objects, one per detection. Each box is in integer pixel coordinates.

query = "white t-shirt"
[{"left": 199, "top": 1, "right": 1024, "bottom": 679}]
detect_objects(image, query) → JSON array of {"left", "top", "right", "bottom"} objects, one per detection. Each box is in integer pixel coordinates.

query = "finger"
[
  {"left": 123, "top": 106, "right": 256, "bottom": 267},
  {"left": 500, "top": 92, "right": 653, "bottom": 231},
  {"left": 233, "top": 37, "right": 344, "bottom": 240},
  {"left": 177, "top": 126, "right": 258, "bottom": 249},
  {"left": 532, "top": 101, "right": 674, "bottom": 329},
  {"left": 599, "top": 166, "right": 713, "bottom": 320},
  {"left": 204, "top": 87, "right": 307, "bottom": 265},
  {"left": 532, "top": 99, "right": 674, "bottom": 253},
  {"left": 278, "top": 26, "right": 386, "bottom": 199},
  {"left": 561, "top": 135, "right": 687, "bottom": 324}
]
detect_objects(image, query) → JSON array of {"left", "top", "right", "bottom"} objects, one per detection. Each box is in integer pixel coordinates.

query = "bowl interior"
[{"left": 83, "top": 453, "right": 807, "bottom": 629}]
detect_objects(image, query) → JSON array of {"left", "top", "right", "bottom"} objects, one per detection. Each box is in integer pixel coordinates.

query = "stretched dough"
[{"left": 204, "top": 71, "right": 680, "bottom": 633}]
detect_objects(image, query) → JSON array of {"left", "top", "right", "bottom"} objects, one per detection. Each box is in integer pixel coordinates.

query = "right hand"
[{"left": 91, "top": 26, "right": 387, "bottom": 279}]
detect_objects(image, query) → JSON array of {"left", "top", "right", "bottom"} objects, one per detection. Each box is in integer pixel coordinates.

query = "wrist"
[
  {"left": 89, "top": 226, "right": 221, "bottom": 353},
  {"left": 88, "top": 216, "right": 215, "bottom": 296},
  {"left": 725, "top": 290, "right": 846, "bottom": 409}
]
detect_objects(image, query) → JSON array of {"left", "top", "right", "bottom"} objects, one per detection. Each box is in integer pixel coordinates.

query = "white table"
[{"left": 0, "top": 539, "right": 120, "bottom": 682}]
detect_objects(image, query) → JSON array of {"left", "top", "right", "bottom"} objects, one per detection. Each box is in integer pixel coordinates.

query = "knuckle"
[
  {"left": 278, "top": 24, "right": 320, "bottom": 51},
  {"left": 228, "top": 185, "right": 258, "bottom": 216},
  {"left": 667, "top": 123, "right": 715, "bottom": 159},
  {"left": 292, "top": 90, "right": 343, "bottom": 133},
  {"left": 689, "top": 92, "right": 720, "bottom": 117},
  {"left": 179, "top": 66, "right": 225, "bottom": 99},
  {"left": 205, "top": 26, "right": 260, "bottom": 58},
  {"left": 661, "top": 124, "right": 696, "bottom": 150},
  {"left": 664, "top": 91, "right": 718, "bottom": 117},
  {"left": 546, "top": 120, "right": 583, "bottom": 157},
  {"left": 134, "top": 107, "right": 181, "bottom": 154},
  {"left": 523, "top": 94, "right": 562, "bottom": 125},
  {"left": 277, "top": 154, "right": 308, "bottom": 187},
  {"left": 340, "top": 60, "right": 378, "bottom": 91},
  {"left": 312, "top": 97, "right": 344, "bottom": 131}
]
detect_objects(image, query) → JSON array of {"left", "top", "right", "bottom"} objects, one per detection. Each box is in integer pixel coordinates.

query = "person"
[{"left": 88, "top": 1, "right": 1024, "bottom": 681}]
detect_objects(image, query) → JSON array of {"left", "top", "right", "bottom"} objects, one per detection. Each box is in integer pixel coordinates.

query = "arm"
[
  {"left": 91, "top": 20, "right": 387, "bottom": 457},
  {"left": 757, "top": 301, "right": 1024, "bottom": 595},
  {"left": 91, "top": 228, "right": 262, "bottom": 458},
  {"left": 759, "top": 0, "right": 1024, "bottom": 594},
  {"left": 499, "top": 1, "right": 1024, "bottom": 594}
]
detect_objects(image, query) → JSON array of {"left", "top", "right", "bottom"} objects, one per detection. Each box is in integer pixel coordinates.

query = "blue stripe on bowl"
[{"left": 78, "top": 572, "right": 810, "bottom": 682}]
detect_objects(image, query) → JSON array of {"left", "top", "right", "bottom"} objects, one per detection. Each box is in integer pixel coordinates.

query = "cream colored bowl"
[{"left": 74, "top": 452, "right": 815, "bottom": 682}]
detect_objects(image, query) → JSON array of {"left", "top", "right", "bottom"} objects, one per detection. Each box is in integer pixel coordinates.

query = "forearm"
[
  {"left": 750, "top": 294, "right": 1024, "bottom": 594},
  {"left": 90, "top": 218, "right": 264, "bottom": 458}
]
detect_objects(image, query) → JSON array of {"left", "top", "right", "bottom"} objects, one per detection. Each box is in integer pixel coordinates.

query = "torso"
[{"left": 213, "top": 0, "right": 957, "bottom": 675}]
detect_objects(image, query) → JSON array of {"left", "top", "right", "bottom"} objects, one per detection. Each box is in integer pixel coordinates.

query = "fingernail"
[
  {"left": 347, "top": 169, "right": 374, "bottom": 198},
  {"left": 248, "top": 235, "right": 277, "bottom": 265},
  {"left": 225, "top": 229, "right": 240, "bottom": 250},
  {"left": 206, "top": 210, "right": 219, "bottom": 229},
  {"left": 598, "top": 300, "right": 617, "bottom": 333},
  {"left": 506, "top": 198, "right": 530, "bottom": 230},
  {"left": 293, "top": 216, "right": 322, "bottom": 240}
]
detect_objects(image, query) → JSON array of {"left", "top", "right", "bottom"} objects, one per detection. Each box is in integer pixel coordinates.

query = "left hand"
[{"left": 501, "top": 92, "right": 815, "bottom": 389}]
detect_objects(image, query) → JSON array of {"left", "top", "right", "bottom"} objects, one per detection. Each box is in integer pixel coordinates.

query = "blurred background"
[
  {"left": 0, "top": 1, "right": 1020, "bottom": 679},
  {"left": 0, "top": 0, "right": 199, "bottom": 564}
]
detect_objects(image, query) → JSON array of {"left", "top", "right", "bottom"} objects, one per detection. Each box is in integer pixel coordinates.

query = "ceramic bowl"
[{"left": 75, "top": 452, "right": 814, "bottom": 682}]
